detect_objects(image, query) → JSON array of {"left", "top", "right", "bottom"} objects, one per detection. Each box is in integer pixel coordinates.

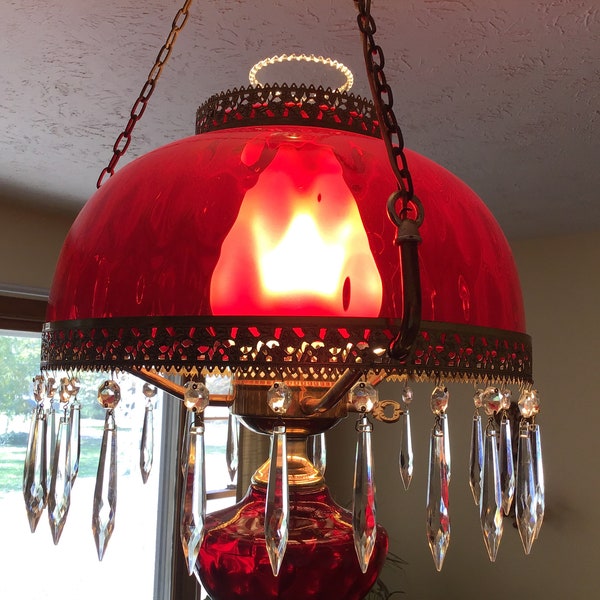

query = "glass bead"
[
  {"left": 500, "top": 388, "right": 512, "bottom": 411},
  {"left": 46, "top": 377, "right": 57, "bottom": 399},
  {"left": 481, "top": 386, "right": 502, "bottom": 416},
  {"left": 473, "top": 389, "right": 483, "bottom": 409},
  {"left": 98, "top": 380, "right": 121, "bottom": 409},
  {"left": 518, "top": 389, "right": 540, "bottom": 419},
  {"left": 183, "top": 381, "right": 210, "bottom": 412},
  {"left": 349, "top": 382, "right": 378, "bottom": 413},
  {"left": 430, "top": 385, "right": 449, "bottom": 415},
  {"left": 267, "top": 382, "right": 292, "bottom": 415},
  {"left": 401, "top": 385, "right": 413, "bottom": 405},
  {"left": 59, "top": 377, "right": 74, "bottom": 404},
  {"left": 142, "top": 383, "right": 158, "bottom": 398},
  {"left": 32, "top": 375, "right": 45, "bottom": 403},
  {"left": 70, "top": 377, "right": 81, "bottom": 397}
]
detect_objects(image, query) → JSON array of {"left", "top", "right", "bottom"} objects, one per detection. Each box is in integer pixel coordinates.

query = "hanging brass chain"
[
  {"left": 355, "top": 0, "right": 423, "bottom": 230},
  {"left": 96, "top": 0, "right": 194, "bottom": 189},
  {"left": 355, "top": 0, "right": 422, "bottom": 362}
]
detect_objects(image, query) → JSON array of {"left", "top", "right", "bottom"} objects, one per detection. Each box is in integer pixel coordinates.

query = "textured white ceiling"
[{"left": 1, "top": 0, "right": 598, "bottom": 238}]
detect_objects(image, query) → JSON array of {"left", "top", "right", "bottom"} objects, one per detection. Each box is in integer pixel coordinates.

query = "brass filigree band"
[
  {"left": 196, "top": 84, "right": 380, "bottom": 137},
  {"left": 41, "top": 316, "right": 532, "bottom": 384}
]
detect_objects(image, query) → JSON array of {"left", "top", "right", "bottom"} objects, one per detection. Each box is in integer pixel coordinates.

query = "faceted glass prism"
[
  {"left": 499, "top": 415, "right": 515, "bottom": 515},
  {"left": 180, "top": 420, "right": 206, "bottom": 575},
  {"left": 265, "top": 424, "right": 289, "bottom": 576},
  {"left": 23, "top": 407, "right": 47, "bottom": 533},
  {"left": 140, "top": 400, "right": 154, "bottom": 484},
  {"left": 92, "top": 411, "right": 118, "bottom": 561},
  {"left": 399, "top": 408, "right": 414, "bottom": 490},
  {"left": 48, "top": 415, "right": 72, "bottom": 545},
  {"left": 515, "top": 424, "right": 538, "bottom": 555},
  {"left": 353, "top": 416, "right": 377, "bottom": 573},
  {"left": 426, "top": 421, "right": 450, "bottom": 571},
  {"left": 309, "top": 432, "right": 327, "bottom": 477},
  {"left": 469, "top": 411, "right": 483, "bottom": 505},
  {"left": 226, "top": 413, "right": 239, "bottom": 482},
  {"left": 480, "top": 424, "right": 503, "bottom": 562}
]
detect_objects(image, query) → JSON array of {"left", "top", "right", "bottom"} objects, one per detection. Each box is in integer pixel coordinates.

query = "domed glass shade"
[{"left": 42, "top": 87, "right": 531, "bottom": 384}]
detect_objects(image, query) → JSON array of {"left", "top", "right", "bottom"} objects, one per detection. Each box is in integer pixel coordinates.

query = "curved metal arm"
[{"left": 389, "top": 228, "right": 422, "bottom": 361}]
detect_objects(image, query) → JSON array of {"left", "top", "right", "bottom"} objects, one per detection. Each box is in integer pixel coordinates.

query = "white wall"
[{"left": 327, "top": 230, "right": 600, "bottom": 599}]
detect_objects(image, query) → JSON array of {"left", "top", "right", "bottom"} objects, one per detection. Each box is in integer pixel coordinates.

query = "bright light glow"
[
  {"left": 210, "top": 138, "right": 383, "bottom": 317},
  {"left": 259, "top": 213, "right": 347, "bottom": 296}
]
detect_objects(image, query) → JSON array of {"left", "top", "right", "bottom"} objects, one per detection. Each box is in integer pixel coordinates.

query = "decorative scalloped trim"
[
  {"left": 41, "top": 317, "right": 532, "bottom": 384},
  {"left": 196, "top": 84, "right": 381, "bottom": 137}
]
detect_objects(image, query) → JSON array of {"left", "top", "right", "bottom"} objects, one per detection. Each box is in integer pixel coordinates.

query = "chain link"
[
  {"left": 96, "top": 0, "right": 193, "bottom": 188},
  {"left": 355, "top": 0, "right": 422, "bottom": 227}
]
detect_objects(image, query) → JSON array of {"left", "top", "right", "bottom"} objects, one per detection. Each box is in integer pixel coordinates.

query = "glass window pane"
[{"left": 0, "top": 331, "right": 163, "bottom": 600}]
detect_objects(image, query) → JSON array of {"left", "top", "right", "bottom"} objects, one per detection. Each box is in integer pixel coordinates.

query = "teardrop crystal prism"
[
  {"left": 353, "top": 415, "right": 377, "bottom": 574},
  {"left": 180, "top": 419, "right": 206, "bottom": 576},
  {"left": 181, "top": 408, "right": 195, "bottom": 476},
  {"left": 48, "top": 414, "right": 72, "bottom": 545},
  {"left": 92, "top": 410, "right": 118, "bottom": 561},
  {"left": 265, "top": 424, "right": 289, "bottom": 576},
  {"left": 399, "top": 408, "right": 413, "bottom": 490},
  {"left": 68, "top": 399, "right": 81, "bottom": 486},
  {"left": 469, "top": 411, "right": 483, "bottom": 505},
  {"left": 499, "top": 415, "right": 515, "bottom": 515},
  {"left": 441, "top": 413, "right": 451, "bottom": 483},
  {"left": 309, "top": 432, "right": 327, "bottom": 477},
  {"left": 426, "top": 419, "right": 450, "bottom": 572},
  {"left": 515, "top": 423, "right": 538, "bottom": 555},
  {"left": 23, "top": 406, "right": 47, "bottom": 533},
  {"left": 140, "top": 399, "right": 154, "bottom": 484},
  {"left": 46, "top": 405, "right": 56, "bottom": 494},
  {"left": 531, "top": 423, "right": 545, "bottom": 538},
  {"left": 226, "top": 413, "right": 239, "bottom": 482},
  {"left": 480, "top": 423, "right": 503, "bottom": 562}
]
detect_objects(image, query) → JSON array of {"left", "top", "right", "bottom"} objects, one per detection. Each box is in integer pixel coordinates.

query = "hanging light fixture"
[{"left": 23, "top": 1, "right": 545, "bottom": 599}]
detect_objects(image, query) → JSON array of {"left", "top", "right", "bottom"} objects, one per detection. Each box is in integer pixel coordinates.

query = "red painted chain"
[{"left": 96, "top": 0, "right": 193, "bottom": 188}]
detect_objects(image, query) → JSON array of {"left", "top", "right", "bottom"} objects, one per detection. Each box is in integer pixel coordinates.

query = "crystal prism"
[
  {"left": 426, "top": 420, "right": 450, "bottom": 571},
  {"left": 515, "top": 423, "right": 538, "bottom": 554},
  {"left": 399, "top": 408, "right": 413, "bottom": 490},
  {"left": 352, "top": 415, "right": 377, "bottom": 574},
  {"left": 499, "top": 414, "right": 515, "bottom": 515},
  {"left": 441, "top": 413, "right": 451, "bottom": 483},
  {"left": 480, "top": 423, "right": 503, "bottom": 562},
  {"left": 92, "top": 410, "right": 118, "bottom": 561},
  {"left": 181, "top": 408, "right": 195, "bottom": 475},
  {"left": 23, "top": 406, "right": 47, "bottom": 533},
  {"left": 46, "top": 404, "right": 56, "bottom": 493},
  {"left": 180, "top": 419, "right": 206, "bottom": 576},
  {"left": 309, "top": 432, "right": 327, "bottom": 476},
  {"left": 265, "top": 424, "right": 289, "bottom": 576},
  {"left": 531, "top": 423, "right": 545, "bottom": 538},
  {"left": 140, "top": 400, "right": 154, "bottom": 484},
  {"left": 468, "top": 411, "right": 483, "bottom": 505},
  {"left": 226, "top": 413, "right": 239, "bottom": 482},
  {"left": 48, "top": 414, "right": 72, "bottom": 545},
  {"left": 68, "top": 399, "right": 81, "bottom": 486}
]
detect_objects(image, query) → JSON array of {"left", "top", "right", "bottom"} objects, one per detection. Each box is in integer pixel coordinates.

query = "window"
[
  {"left": 0, "top": 305, "right": 237, "bottom": 600},
  {"left": 0, "top": 330, "right": 164, "bottom": 599}
]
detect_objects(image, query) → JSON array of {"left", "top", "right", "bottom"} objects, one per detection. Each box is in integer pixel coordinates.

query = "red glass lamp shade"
[
  {"left": 39, "top": 85, "right": 533, "bottom": 595},
  {"left": 42, "top": 88, "right": 531, "bottom": 384},
  {"left": 198, "top": 485, "right": 387, "bottom": 600}
]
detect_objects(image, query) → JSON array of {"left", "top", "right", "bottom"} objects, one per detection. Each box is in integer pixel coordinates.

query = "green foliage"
[{"left": 0, "top": 334, "right": 41, "bottom": 418}]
